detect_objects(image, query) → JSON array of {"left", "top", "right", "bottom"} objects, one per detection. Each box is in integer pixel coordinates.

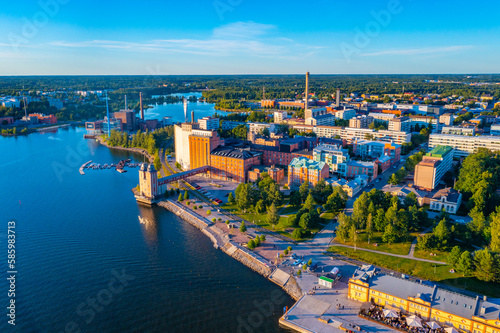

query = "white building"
[
  {"left": 198, "top": 116, "right": 219, "bottom": 131},
  {"left": 335, "top": 109, "right": 356, "bottom": 120},
  {"left": 174, "top": 122, "right": 199, "bottom": 169},
  {"left": 490, "top": 124, "right": 500, "bottom": 136},
  {"left": 306, "top": 113, "right": 336, "bottom": 126},
  {"left": 441, "top": 126, "right": 475, "bottom": 136},
  {"left": 429, "top": 188, "right": 462, "bottom": 214},
  {"left": 274, "top": 111, "right": 287, "bottom": 123},
  {"left": 429, "top": 134, "right": 500, "bottom": 157},
  {"left": 248, "top": 122, "right": 275, "bottom": 134},
  {"left": 368, "top": 112, "right": 396, "bottom": 123}
]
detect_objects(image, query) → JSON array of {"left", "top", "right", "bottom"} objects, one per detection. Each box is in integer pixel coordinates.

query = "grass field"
[
  {"left": 413, "top": 249, "right": 450, "bottom": 262},
  {"left": 221, "top": 202, "right": 323, "bottom": 240},
  {"left": 335, "top": 231, "right": 417, "bottom": 255},
  {"left": 328, "top": 246, "right": 500, "bottom": 297}
]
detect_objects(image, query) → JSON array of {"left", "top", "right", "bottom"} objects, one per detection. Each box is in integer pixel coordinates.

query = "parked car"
[{"left": 291, "top": 253, "right": 297, "bottom": 259}]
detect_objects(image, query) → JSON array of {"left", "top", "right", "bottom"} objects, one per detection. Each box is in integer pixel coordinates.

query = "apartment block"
[
  {"left": 198, "top": 117, "right": 220, "bottom": 131},
  {"left": 274, "top": 111, "right": 287, "bottom": 123},
  {"left": 429, "top": 134, "right": 500, "bottom": 157},
  {"left": 388, "top": 116, "right": 411, "bottom": 133},
  {"left": 441, "top": 126, "right": 475, "bottom": 136},
  {"left": 414, "top": 145, "right": 453, "bottom": 190},
  {"left": 346, "top": 160, "right": 378, "bottom": 181},
  {"left": 349, "top": 115, "right": 374, "bottom": 129}
]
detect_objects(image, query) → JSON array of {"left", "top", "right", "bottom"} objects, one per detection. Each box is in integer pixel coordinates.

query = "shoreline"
[
  {"left": 156, "top": 199, "right": 304, "bottom": 302},
  {"left": 94, "top": 136, "right": 155, "bottom": 163}
]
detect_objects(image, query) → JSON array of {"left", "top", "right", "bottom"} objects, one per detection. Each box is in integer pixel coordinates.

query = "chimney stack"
[
  {"left": 336, "top": 89, "right": 341, "bottom": 108},
  {"left": 305, "top": 72, "right": 310, "bottom": 111},
  {"left": 140, "top": 92, "right": 144, "bottom": 120},
  {"left": 191, "top": 111, "right": 195, "bottom": 123},
  {"left": 125, "top": 95, "right": 127, "bottom": 110}
]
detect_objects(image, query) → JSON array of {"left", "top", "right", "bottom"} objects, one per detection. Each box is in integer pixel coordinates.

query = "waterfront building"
[
  {"left": 288, "top": 157, "right": 329, "bottom": 187},
  {"left": 113, "top": 109, "right": 136, "bottom": 131},
  {"left": 139, "top": 163, "right": 159, "bottom": 199},
  {"left": 0, "top": 116, "right": 14, "bottom": 125},
  {"left": 429, "top": 134, "right": 500, "bottom": 157},
  {"left": 349, "top": 265, "right": 500, "bottom": 332},
  {"left": 414, "top": 145, "right": 454, "bottom": 191},
  {"left": 198, "top": 116, "right": 220, "bottom": 131},
  {"left": 188, "top": 130, "right": 221, "bottom": 170},
  {"left": 28, "top": 113, "right": 57, "bottom": 124},
  {"left": 210, "top": 147, "right": 262, "bottom": 183},
  {"left": 174, "top": 122, "right": 199, "bottom": 170}
]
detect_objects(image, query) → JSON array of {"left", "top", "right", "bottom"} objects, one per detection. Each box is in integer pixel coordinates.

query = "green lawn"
[
  {"left": 279, "top": 205, "right": 300, "bottom": 215},
  {"left": 414, "top": 249, "right": 450, "bottom": 263},
  {"left": 221, "top": 202, "right": 322, "bottom": 241},
  {"left": 335, "top": 231, "right": 416, "bottom": 255},
  {"left": 320, "top": 211, "right": 337, "bottom": 221},
  {"left": 328, "top": 246, "right": 500, "bottom": 297}
]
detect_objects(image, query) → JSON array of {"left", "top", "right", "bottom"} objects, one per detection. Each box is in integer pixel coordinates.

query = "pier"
[{"left": 79, "top": 160, "right": 92, "bottom": 175}]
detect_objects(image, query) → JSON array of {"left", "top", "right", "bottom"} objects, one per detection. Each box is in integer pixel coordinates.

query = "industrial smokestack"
[
  {"left": 305, "top": 72, "right": 310, "bottom": 111},
  {"left": 336, "top": 89, "right": 340, "bottom": 108},
  {"left": 125, "top": 95, "right": 127, "bottom": 110},
  {"left": 191, "top": 111, "right": 195, "bottom": 123},
  {"left": 140, "top": 92, "right": 144, "bottom": 120}
]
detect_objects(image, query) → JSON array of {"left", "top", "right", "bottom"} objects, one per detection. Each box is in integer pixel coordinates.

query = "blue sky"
[{"left": 1, "top": 0, "right": 499, "bottom": 75}]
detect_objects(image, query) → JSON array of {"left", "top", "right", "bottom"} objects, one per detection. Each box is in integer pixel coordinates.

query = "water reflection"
[{"left": 138, "top": 204, "right": 159, "bottom": 249}]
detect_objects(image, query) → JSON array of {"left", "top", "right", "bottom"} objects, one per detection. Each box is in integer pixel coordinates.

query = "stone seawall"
[{"left": 157, "top": 199, "right": 301, "bottom": 301}]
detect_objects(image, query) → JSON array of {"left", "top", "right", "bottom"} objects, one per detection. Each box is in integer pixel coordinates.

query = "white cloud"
[
  {"left": 361, "top": 45, "right": 473, "bottom": 56},
  {"left": 49, "top": 21, "right": 321, "bottom": 59}
]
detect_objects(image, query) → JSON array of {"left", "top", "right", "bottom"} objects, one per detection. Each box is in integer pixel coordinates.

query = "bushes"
[
  {"left": 292, "top": 228, "right": 303, "bottom": 240},
  {"left": 206, "top": 210, "right": 211, "bottom": 216}
]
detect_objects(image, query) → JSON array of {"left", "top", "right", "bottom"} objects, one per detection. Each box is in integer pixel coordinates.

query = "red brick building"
[{"left": 210, "top": 147, "right": 262, "bottom": 183}]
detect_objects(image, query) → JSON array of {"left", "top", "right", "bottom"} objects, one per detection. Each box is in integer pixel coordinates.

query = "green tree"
[
  {"left": 289, "top": 190, "right": 302, "bottom": 207},
  {"left": 299, "top": 181, "right": 310, "bottom": 202},
  {"left": 247, "top": 239, "right": 256, "bottom": 249},
  {"left": 490, "top": 212, "right": 500, "bottom": 252},
  {"left": 336, "top": 212, "right": 352, "bottom": 243},
  {"left": 228, "top": 192, "right": 235, "bottom": 204},
  {"left": 474, "top": 249, "right": 498, "bottom": 282},
  {"left": 178, "top": 193, "right": 183, "bottom": 202},
  {"left": 366, "top": 213, "right": 373, "bottom": 244},
  {"left": 267, "top": 203, "right": 279, "bottom": 226},
  {"left": 154, "top": 154, "right": 162, "bottom": 171},
  {"left": 292, "top": 228, "right": 303, "bottom": 240},
  {"left": 434, "top": 219, "right": 450, "bottom": 248},
  {"left": 382, "top": 223, "right": 397, "bottom": 245},
  {"left": 239, "top": 221, "right": 247, "bottom": 233},
  {"left": 352, "top": 192, "right": 369, "bottom": 228},
  {"left": 183, "top": 190, "right": 189, "bottom": 200},
  {"left": 404, "top": 192, "right": 418, "bottom": 208},
  {"left": 299, "top": 212, "right": 311, "bottom": 230},
  {"left": 447, "top": 246, "right": 462, "bottom": 268},
  {"left": 457, "top": 251, "right": 473, "bottom": 276},
  {"left": 374, "top": 208, "right": 387, "bottom": 232},
  {"left": 304, "top": 193, "right": 315, "bottom": 211},
  {"left": 255, "top": 199, "right": 265, "bottom": 214}
]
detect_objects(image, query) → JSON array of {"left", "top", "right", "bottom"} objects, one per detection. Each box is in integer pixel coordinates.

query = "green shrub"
[
  {"left": 206, "top": 210, "right": 211, "bottom": 215},
  {"left": 284, "top": 249, "right": 289, "bottom": 255},
  {"left": 247, "top": 240, "right": 256, "bottom": 249}
]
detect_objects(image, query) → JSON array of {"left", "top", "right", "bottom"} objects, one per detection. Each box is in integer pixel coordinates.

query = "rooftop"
[
  {"left": 289, "top": 157, "right": 328, "bottom": 170},
  {"left": 211, "top": 147, "right": 262, "bottom": 160},
  {"left": 432, "top": 187, "right": 461, "bottom": 203},
  {"left": 427, "top": 145, "right": 453, "bottom": 158}
]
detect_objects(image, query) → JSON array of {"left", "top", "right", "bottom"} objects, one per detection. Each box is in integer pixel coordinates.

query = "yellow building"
[{"left": 349, "top": 265, "right": 500, "bottom": 333}]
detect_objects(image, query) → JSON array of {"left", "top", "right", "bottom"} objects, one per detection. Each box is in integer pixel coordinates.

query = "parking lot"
[{"left": 186, "top": 176, "right": 239, "bottom": 204}]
